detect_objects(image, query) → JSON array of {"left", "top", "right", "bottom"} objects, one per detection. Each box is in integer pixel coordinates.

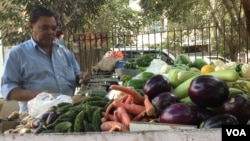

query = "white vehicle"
[
  {"left": 110, "top": 46, "right": 176, "bottom": 65},
  {"left": 189, "top": 55, "right": 231, "bottom": 64}
]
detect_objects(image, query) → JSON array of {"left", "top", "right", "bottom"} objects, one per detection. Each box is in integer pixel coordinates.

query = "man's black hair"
[{"left": 29, "top": 6, "right": 55, "bottom": 23}]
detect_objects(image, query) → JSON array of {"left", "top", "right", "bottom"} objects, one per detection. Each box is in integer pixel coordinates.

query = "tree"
[
  {"left": 0, "top": 0, "right": 107, "bottom": 46},
  {"left": 0, "top": 0, "right": 147, "bottom": 47},
  {"left": 139, "top": 0, "right": 248, "bottom": 61},
  {"left": 242, "top": 0, "right": 250, "bottom": 37},
  {"left": 90, "top": 0, "right": 145, "bottom": 46}
]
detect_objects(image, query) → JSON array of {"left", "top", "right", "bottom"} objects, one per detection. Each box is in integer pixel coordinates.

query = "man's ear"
[{"left": 28, "top": 22, "right": 34, "bottom": 32}]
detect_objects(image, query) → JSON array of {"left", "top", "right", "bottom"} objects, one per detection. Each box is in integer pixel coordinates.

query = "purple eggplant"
[
  {"left": 34, "top": 126, "right": 45, "bottom": 134},
  {"left": 188, "top": 75, "right": 229, "bottom": 107},
  {"left": 32, "top": 118, "right": 42, "bottom": 128},
  {"left": 191, "top": 106, "right": 215, "bottom": 126},
  {"left": 159, "top": 103, "right": 197, "bottom": 125},
  {"left": 199, "top": 114, "right": 239, "bottom": 128},
  {"left": 151, "top": 92, "right": 180, "bottom": 116},
  {"left": 220, "top": 94, "right": 250, "bottom": 124},
  {"left": 39, "top": 112, "right": 50, "bottom": 122},
  {"left": 46, "top": 111, "right": 60, "bottom": 125},
  {"left": 143, "top": 74, "right": 172, "bottom": 100}
]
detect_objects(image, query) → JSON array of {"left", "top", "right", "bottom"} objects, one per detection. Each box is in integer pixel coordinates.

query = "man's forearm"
[{"left": 7, "top": 87, "right": 45, "bottom": 101}]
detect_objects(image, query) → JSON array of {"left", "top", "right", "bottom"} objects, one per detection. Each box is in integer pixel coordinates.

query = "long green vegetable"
[{"left": 171, "top": 69, "right": 239, "bottom": 99}]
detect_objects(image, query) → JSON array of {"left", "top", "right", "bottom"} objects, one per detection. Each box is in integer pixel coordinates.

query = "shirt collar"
[
  {"left": 30, "top": 37, "right": 60, "bottom": 49},
  {"left": 30, "top": 37, "right": 38, "bottom": 48}
]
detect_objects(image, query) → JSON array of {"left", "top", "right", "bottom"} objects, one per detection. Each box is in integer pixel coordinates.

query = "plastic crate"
[{"left": 114, "top": 60, "right": 124, "bottom": 69}]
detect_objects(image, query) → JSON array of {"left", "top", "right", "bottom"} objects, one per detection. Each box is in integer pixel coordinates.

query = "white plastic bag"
[
  {"left": 145, "top": 59, "right": 167, "bottom": 74},
  {"left": 28, "top": 92, "right": 72, "bottom": 118}
]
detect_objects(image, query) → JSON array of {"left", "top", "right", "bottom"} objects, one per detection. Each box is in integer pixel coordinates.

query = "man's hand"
[{"left": 79, "top": 71, "right": 91, "bottom": 85}]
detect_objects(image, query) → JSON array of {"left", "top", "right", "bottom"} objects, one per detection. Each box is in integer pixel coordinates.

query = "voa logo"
[{"left": 226, "top": 129, "right": 246, "bottom": 136}]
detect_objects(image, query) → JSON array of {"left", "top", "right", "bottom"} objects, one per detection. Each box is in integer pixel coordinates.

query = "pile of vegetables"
[
  {"left": 101, "top": 85, "right": 156, "bottom": 131},
  {"left": 2, "top": 54, "right": 250, "bottom": 134},
  {"left": 111, "top": 54, "right": 250, "bottom": 130},
  {"left": 3, "top": 92, "right": 111, "bottom": 134},
  {"left": 123, "top": 54, "right": 154, "bottom": 72}
]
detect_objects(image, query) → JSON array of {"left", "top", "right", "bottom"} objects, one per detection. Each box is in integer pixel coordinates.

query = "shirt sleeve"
[{"left": 1, "top": 48, "right": 22, "bottom": 99}]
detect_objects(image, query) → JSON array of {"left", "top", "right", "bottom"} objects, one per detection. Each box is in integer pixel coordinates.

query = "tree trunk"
[{"left": 242, "top": 0, "right": 250, "bottom": 37}]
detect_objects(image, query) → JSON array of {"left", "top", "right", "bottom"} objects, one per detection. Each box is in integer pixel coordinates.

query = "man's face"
[{"left": 29, "top": 16, "right": 57, "bottom": 47}]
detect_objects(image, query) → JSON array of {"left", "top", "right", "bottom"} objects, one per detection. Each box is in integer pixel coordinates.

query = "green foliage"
[
  {"left": 124, "top": 62, "right": 137, "bottom": 69},
  {"left": 0, "top": 0, "right": 107, "bottom": 45},
  {"left": 0, "top": 0, "right": 147, "bottom": 46},
  {"left": 139, "top": 0, "right": 212, "bottom": 26},
  {"left": 135, "top": 54, "right": 154, "bottom": 67},
  {"left": 120, "top": 74, "right": 132, "bottom": 86}
]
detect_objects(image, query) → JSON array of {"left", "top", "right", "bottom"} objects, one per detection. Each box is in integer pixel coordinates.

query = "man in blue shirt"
[{"left": 0, "top": 6, "right": 91, "bottom": 112}]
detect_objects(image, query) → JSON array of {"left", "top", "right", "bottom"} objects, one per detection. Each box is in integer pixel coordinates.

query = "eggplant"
[
  {"left": 46, "top": 111, "right": 60, "bottom": 125},
  {"left": 34, "top": 126, "right": 45, "bottom": 134},
  {"left": 47, "top": 106, "right": 57, "bottom": 112},
  {"left": 199, "top": 114, "right": 239, "bottom": 128},
  {"left": 220, "top": 94, "right": 250, "bottom": 124},
  {"left": 191, "top": 106, "right": 215, "bottom": 126},
  {"left": 151, "top": 92, "right": 180, "bottom": 116},
  {"left": 188, "top": 75, "right": 229, "bottom": 107},
  {"left": 143, "top": 74, "right": 172, "bottom": 100},
  {"left": 32, "top": 118, "right": 42, "bottom": 128},
  {"left": 39, "top": 112, "right": 51, "bottom": 122},
  {"left": 159, "top": 103, "right": 197, "bottom": 125}
]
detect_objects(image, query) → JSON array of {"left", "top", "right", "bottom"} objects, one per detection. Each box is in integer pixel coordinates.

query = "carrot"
[
  {"left": 102, "top": 112, "right": 115, "bottom": 121},
  {"left": 131, "top": 110, "right": 146, "bottom": 121},
  {"left": 144, "top": 94, "right": 156, "bottom": 117},
  {"left": 109, "top": 126, "right": 120, "bottom": 132},
  {"left": 100, "top": 121, "right": 128, "bottom": 132},
  {"left": 110, "top": 85, "right": 144, "bottom": 104},
  {"left": 112, "top": 100, "right": 146, "bottom": 116},
  {"left": 104, "top": 101, "right": 115, "bottom": 120},
  {"left": 104, "top": 95, "right": 130, "bottom": 120},
  {"left": 113, "top": 110, "right": 121, "bottom": 122},
  {"left": 116, "top": 107, "right": 131, "bottom": 127},
  {"left": 124, "top": 95, "right": 133, "bottom": 104},
  {"left": 118, "top": 94, "right": 129, "bottom": 103}
]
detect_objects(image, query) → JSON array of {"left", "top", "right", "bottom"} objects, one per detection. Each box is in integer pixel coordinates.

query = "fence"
[{"left": 64, "top": 23, "right": 250, "bottom": 73}]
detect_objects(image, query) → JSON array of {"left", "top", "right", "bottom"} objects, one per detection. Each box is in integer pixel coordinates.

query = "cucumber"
[
  {"left": 172, "top": 69, "right": 239, "bottom": 99},
  {"left": 73, "top": 110, "right": 85, "bottom": 132},
  {"left": 180, "top": 96, "right": 196, "bottom": 105},
  {"left": 177, "top": 70, "right": 200, "bottom": 84},
  {"left": 171, "top": 76, "right": 195, "bottom": 99},
  {"left": 92, "top": 108, "right": 102, "bottom": 131},
  {"left": 54, "top": 121, "right": 72, "bottom": 133},
  {"left": 229, "top": 87, "right": 245, "bottom": 95},
  {"left": 206, "top": 69, "right": 239, "bottom": 82}
]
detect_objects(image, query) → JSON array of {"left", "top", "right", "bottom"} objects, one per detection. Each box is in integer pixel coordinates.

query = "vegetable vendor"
[{"left": 0, "top": 6, "right": 91, "bottom": 113}]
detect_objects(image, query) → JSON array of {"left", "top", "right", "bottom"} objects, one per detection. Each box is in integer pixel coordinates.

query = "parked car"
[
  {"left": 110, "top": 46, "right": 176, "bottom": 65},
  {"left": 189, "top": 55, "right": 231, "bottom": 64}
]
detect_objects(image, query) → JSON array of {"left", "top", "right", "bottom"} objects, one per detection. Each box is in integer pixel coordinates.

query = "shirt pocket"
[{"left": 58, "top": 65, "right": 76, "bottom": 83}]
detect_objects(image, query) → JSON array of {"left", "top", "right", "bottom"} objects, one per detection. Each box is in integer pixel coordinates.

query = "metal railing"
[{"left": 64, "top": 23, "right": 250, "bottom": 73}]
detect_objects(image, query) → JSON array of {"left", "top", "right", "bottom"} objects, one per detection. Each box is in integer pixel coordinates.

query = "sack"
[
  {"left": 92, "top": 58, "right": 120, "bottom": 72},
  {"left": 27, "top": 92, "right": 72, "bottom": 118}
]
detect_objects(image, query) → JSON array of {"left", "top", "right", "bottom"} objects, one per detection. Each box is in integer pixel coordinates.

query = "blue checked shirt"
[{"left": 1, "top": 38, "right": 82, "bottom": 112}]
